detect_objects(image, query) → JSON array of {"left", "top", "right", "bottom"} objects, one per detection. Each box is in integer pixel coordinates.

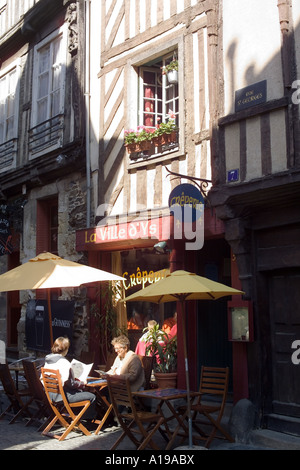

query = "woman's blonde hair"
[
  {"left": 51, "top": 337, "right": 70, "bottom": 355},
  {"left": 111, "top": 334, "right": 130, "bottom": 351}
]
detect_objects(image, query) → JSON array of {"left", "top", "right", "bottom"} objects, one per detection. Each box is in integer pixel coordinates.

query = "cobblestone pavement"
[
  {"left": 0, "top": 415, "right": 273, "bottom": 453},
  {"left": 0, "top": 394, "right": 276, "bottom": 455}
]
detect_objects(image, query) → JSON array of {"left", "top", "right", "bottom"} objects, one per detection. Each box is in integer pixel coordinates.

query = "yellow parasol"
[
  {"left": 125, "top": 269, "right": 244, "bottom": 448},
  {"left": 0, "top": 252, "right": 125, "bottom": 346}
]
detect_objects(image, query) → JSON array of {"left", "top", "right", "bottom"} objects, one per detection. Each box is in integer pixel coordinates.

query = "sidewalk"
[
  {"left": 0, "top": 413, "right": 278, "bottom": 451},
  {"left": 0, "top": 392, "right": 297, "bottom": 452}
]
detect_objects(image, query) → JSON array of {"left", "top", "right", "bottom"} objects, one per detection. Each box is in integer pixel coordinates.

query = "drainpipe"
[{"left": 85, "top": 0, "right": 91, "bottom": 228}]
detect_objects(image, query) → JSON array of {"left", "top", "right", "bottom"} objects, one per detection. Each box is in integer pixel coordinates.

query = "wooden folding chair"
[
  {"left": 138, "top": 355, "right": 154, "bottom": 389},
  {"left": 107, "top": 375, "right": 166, "bottom": 450},
  {"left": 41, "top": 368, "right": 91, "bottom": 441},
  {"left": 22, "top": 360, "right": 54, "bottom": 430},
  {"left": 179, "top": 366, "right": 234, "bottom": 448},
  {"left": 0, "top": 363, "right": 34, "bottom": 424}
]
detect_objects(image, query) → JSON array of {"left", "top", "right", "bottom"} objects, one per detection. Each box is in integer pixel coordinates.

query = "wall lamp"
[{"left": 153, "top": 241, "right": 171, "bottom": 254}]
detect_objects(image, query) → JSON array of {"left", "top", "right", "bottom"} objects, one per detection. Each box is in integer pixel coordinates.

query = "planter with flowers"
[
  {"left": 124, "top": 126, "right": 154, "bottom": 154},
  {"left": 152, "top": 111, "right": 178, "bottom": 147},
  {"left": 162, "top": 59, "right": 178, "bottom": 84},
  {"left": 144, "top": 323, "right": 177, "bottom": 388}
]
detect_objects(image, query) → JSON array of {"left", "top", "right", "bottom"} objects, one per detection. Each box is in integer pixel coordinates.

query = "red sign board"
[{"left": 76, "top": 215, "right": 173, "bottom": 251}]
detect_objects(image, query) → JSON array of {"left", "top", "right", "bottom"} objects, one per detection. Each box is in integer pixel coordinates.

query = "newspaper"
[{"left": 70, "top": 359, "right": 93, "bottom": 383}]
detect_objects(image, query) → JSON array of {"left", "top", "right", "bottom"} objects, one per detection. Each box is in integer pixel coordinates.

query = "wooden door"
[{"left": 269, "top": 269, "right": 300, "bottom": 417}]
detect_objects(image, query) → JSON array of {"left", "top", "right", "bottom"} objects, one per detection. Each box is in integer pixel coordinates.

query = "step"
[
  {"left": 249, "top": 428, "right": 300, "bottom": 450},
  {"left": 265, "top": 413, "right": 300, "bottom": 437}
]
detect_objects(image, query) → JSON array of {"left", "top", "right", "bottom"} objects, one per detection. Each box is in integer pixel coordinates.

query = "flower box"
[{"left": 125, "top": 143, "right": 138, "bottom": 154}]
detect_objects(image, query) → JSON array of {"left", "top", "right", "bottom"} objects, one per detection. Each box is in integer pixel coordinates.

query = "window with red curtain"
[{"left": 140, "top": 52, "right": 179, "bottom": 130}]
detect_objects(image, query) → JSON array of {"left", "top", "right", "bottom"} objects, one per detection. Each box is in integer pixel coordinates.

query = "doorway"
[
  {"left": 7, "top": 251, "right": 21, "bottom": 348},
  {"left": 269, "top": 268, "right": 300, "bottom": 418}
]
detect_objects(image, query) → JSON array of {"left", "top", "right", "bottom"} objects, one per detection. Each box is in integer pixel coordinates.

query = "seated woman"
[
  {"left": 43, "top": 336, "right": 96, "bottom": 419},
  {"left": 106, "top": 334, "right": 145, "bottom": 392}
]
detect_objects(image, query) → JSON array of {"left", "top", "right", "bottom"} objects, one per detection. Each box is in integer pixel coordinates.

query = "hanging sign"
[{"left": 168, "top": 183, "right": 204, "bottom": 223}]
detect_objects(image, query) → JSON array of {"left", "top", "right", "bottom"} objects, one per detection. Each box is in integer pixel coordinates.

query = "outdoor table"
[
  {"left": 85, "top": 378, "right": 113, "bottom": 434},
  {"left": 133, "top": 387, "right": 198, "bottom": 449}
]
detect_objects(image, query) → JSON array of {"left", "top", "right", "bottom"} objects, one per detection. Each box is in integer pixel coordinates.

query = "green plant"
[
  {"left": 124, "top": 125, "right": 154, "bottom": 145},
  {"left": 144, "top": 324, "right": 177, "bottom": 373},
  {"left": 90, "top": 281, "right": 126, "bottom": 363},
  {"left": 135, "top": 126, "right": 155, "bottom": 142},
  {"left": 124, "top": 129, "right": 138, "bottom": 145},
  {"left": 153, "top": 111, "right": 178, "bottom": 136},
  {"left": 162, "top": 59, "right": 178, "bottom": 74}
]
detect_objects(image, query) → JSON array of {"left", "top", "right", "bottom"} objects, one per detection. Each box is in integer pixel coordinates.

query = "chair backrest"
[
  {"left": 0, "top": 341, "right": 5, "bottom": 364},
  {"left": 22, "top": 360, "right": 46, "bottom": 402},
  {"left": 107, "top": 375, "right": 133, "bottom": 412},
  {"left": 138, "top": 355, "right": 154, "bottom": 389},
  {"left": 41, "top": 368, "right": 72, "bottom": 414},
  {"left": 199, "top": 366, "right": 230, "bottom": 406},
  {"left": 0, "top": 363, "right": 18, "bottom": 398}
]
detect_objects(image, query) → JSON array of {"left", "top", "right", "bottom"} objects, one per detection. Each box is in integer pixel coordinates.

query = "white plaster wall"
[
  {"left": 225, "top": 122, "right": 240, "bottom": 179},
  {"left": 270, "top": 109, "right": 287, "bottom": 174},
  {"left": 246, "top": 116, "right": 262, "bottom": 180},
  {"left": 223, "top": 0, "right": 284, "bottom": 115}
]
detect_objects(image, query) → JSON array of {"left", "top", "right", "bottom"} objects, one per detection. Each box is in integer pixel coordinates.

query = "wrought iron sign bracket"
[{"left": 165, "top": 167, "right": 212, "bottom": 206}]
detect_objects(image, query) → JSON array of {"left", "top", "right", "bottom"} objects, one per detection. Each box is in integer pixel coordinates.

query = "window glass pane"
[
  {"left": 143, "top": 71, "right": 156, "bottom": 85},
  {"left": 39, "top": 46, "right": 50, "bottom": 74},
  {"left": 38, "top": 72, "right": 49, "bottom": 99},
  {"left": 52, "top": 65, "right": 60, "bottom": 92},
  {"left": 37, "top": 98, "right": 47, "bottom": 123},
  {"left": 51, "top": 90, "right": 60, "bottom": 116},
  {"left": 6, "top": 116, "right": 14, "bottom": 140}
]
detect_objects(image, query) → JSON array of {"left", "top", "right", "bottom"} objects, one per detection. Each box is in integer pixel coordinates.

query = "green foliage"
[
  {"left": 144, "top": 324, "right": 177, "bottom": 373},
  {"left": 162, "top": 60, "right": 178, "bottom": 74}
]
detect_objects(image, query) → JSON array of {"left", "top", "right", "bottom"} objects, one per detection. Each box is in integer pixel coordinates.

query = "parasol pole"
[
  {"left": 180, "top": 297, "right": 193, "bottom": 448},
  {"left": 47, "top": 289, "right": 54, "bottom": 347}
]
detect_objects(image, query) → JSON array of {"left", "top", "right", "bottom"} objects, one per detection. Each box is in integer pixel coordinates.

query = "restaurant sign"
[
  {"left": 76, "top": 215, "right": 171, "bottom": 251},
  {"left": 168, "top": 183, "right": 204, "bottom": 223}
]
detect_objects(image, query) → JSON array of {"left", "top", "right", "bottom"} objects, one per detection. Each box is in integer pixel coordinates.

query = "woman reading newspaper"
[{"left": 43, "top": 336, "right": 96, "bottom": 419}]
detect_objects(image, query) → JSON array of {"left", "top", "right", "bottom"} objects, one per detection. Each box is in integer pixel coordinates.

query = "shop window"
[{"left": 120, "top": 249, "right": 177, "bottom": 350}]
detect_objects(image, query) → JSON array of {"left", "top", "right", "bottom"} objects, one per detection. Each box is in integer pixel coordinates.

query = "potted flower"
[
  {"left": 124, "top": 126, "right": 153, "bottom": 153},
  {"left": 144, "top": 323, "right": 177, "bottom": 388},
  {"left": 162, "top": 59, "right": 178, "bottom": 84},
  {"left": 135, "top": 126, "right": 154, "bottom": 151},
  {"left": 124, "top": 128, "right": 138, "bottom": 153},
  {"left": 152, "top": 111, "right": 178, "bottom": 146}
]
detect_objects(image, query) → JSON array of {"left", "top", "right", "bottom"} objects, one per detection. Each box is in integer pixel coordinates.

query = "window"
[
  {"left": 0, "top": 66, "right": 18, "bottom": 144},
  {"left": 139, "top": 52, "right": 179, "bottom": 131},
  {"left": 30, "top": 26, "right": 66, "bottom": 158},
  {"left": 34, "top": 32, "right": 65, "bottom": 126},
  {"left": 36, "top": 197, "right": 58, "bottom": 255}
]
